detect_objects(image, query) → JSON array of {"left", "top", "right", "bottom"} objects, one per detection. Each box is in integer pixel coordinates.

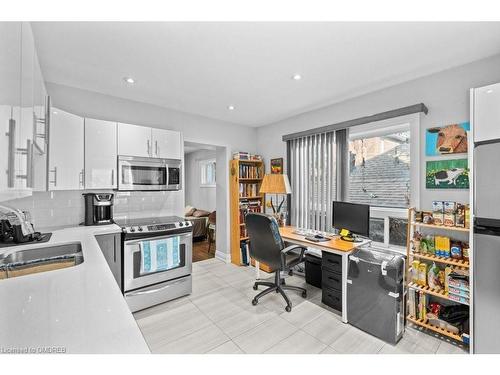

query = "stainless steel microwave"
[{"left": 117, "top": 155, "right": 182, "bottom": 191}]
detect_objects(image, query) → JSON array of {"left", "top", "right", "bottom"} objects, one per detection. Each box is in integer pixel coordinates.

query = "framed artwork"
[
  {"left": 425, "top": 122, "right": 470, "bottom": 156},
  {"left": 426, "top": 159, "right": 469, "bottom": 189},
  {"left": 270, "top": 158, "right": 283, "bottom": 174}
]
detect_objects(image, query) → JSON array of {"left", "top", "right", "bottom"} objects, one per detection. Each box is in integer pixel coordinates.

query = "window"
[
  {"left": 286, "top": 113, "right": 419, "bottom": 251},
  {"left": 348, "top": 121, "right": 411, "bottom": 249},
  {"left": 200, "top": 159, "right": 216, "bottom": 187},
  {"left": 348, "top": 126, "right": 410, "bottom": 209}
]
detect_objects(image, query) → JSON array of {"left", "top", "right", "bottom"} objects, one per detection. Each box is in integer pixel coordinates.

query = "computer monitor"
[{"left": 332, "top": 201, "right": 370, "bottom": 240}]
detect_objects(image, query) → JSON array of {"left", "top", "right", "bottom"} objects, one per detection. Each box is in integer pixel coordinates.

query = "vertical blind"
[{"left": 287, "top": 132, "right": 336, "bottom": 231}]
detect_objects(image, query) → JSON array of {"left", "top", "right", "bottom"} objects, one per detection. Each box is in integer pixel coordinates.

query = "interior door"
[
  {"left": 49, "top": 108, "right": 84, "bottom": 190},
  {"left": 152, "top": 128, "right": 181, "bottom": 159},
  {"left": 118, "top": 122, "right": 152, "bottom": 158},
  {"left": 85, "top": 118, "right": 117, "bottom": 189}
]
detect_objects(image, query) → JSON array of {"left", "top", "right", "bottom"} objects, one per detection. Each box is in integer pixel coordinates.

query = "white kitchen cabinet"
[
  {"left": 117, "top": 122, "right": 152, "bottom": 157},
  {"left": 474, "top": 82, "right": 500, "bottom": 143},
  {"left": 49, "top": 108, "right": 84, "bottom": 190},
  {"left": 152, "top": 128, "right": 182, "bottom": 159},
  {"left": 85, "top": 118, "right": 117, "bottom": 189}
]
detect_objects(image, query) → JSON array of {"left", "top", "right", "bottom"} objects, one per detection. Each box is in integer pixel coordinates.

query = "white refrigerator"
[{"left": 472, "top": 82, "right": 500, "bottom": 354}]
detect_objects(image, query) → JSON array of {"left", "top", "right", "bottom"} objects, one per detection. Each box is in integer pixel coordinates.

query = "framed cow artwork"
[
  {"left": 426, "top": 159, "right": 469, "bottom": 189},
  {"left": 425, "top": 122, "right": 470, "bottom": 156}
]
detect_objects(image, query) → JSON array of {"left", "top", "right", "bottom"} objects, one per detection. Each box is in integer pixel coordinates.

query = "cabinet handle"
[
  {"left": 155, "top": 141, "right": 158, "bottom": 157},
  {"left": 113, "top": 237, "right": 116, "bottom": 263},
  {"left": 328, "top": 276, "right": 340, "bottom": 283},
  {"left": 111, "top": 169, "right": 115, "bottom": 186},
  {"left": 6, "top": 118, "right": 16, "bottom": 188},
  {"left": 49, "top": 166, "right": 57, "bottom": 186},
  {"left": 79, "top": 169, "right": 85, "bottom": 188},
  {"left": 26, "top": 139, "right": 33, "bottom": 188},
  {"left": 327, "top": 259, "right": 340, "bottom": 265},
  {"left": 147, "top": 140, "right": 151, "bottom": 156}
]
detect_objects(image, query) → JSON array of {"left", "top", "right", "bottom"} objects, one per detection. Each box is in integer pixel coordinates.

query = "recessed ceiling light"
[
  {"left": 487, "top": 89, "right": 494, "bottom": 94},
  {"left": 52, "top": 111, "right": 58, "bottom": 115},
  {"left": 123, "top": 77, "right": 135, "bottom": 84},
  {"left": 292, "top": 74, "right": 302, "bottom": 81},
  {"left": 228, "top": 105, "right": 235, "bottom": 111}
]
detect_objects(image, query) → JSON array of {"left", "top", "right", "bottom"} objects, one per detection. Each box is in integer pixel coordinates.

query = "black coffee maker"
[{"left": 83, "top": 193, "right": 114, "bottom": 226}]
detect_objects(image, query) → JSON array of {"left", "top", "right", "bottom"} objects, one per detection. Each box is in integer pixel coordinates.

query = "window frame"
[
  {"left": 347, "top": 113, "right": 420, "bottom": 251},
  {"left": 199, "top": 158, "right": 216, "bottom": 188},
  {"left": 346, "top": 113, "right": 420, "bottom": 210}
]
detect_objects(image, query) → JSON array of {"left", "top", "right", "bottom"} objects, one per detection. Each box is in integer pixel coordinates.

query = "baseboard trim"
[{"left": 215, "top": 250, "right": 230, "bottom": 263}]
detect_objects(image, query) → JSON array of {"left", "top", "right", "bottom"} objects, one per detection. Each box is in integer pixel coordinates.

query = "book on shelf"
[
  {"left": 239, "top": 200, "right": 262, "bottom": 223},
  {"left": 239, "top": 183, "right": 259, "bottom": 197},
  {"left": 239, "top": 164, "right": 262, "bottom": 179},
  {"left": 240, "top": 241, "right": 250, "bottom": 265},
  {"left": 232, "top": 152, "right": 262, "bottom": 161}
]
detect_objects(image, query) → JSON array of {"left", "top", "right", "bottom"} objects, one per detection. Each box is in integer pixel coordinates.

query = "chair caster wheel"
[
  {"left": 285, "top": 305, "right": 292, "bottom": 312},
  {"left": 252, "top": 299, "right": 258, "bottom": 306},
  {"left": 288, "top": 270, "right": 293, "bottom": 276},
  {"left": 302, "top": 291, "right": 307, "bottom": 298},
  {"left": 253, "top": 284, "right": 258, "bottom": 290}
]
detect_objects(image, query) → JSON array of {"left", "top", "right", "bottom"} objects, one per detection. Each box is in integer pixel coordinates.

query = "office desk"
[{"left": 277, "top": 226, "right": 370, "bottom": 323}]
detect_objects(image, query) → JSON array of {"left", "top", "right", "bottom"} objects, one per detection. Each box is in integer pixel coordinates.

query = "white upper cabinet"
[
  {"left": 85, "top": 118, "right": 117, "bottom": 189},
  {"left": 152, "top": 128, "right": 182, "bottom": 159},
  {"left": 49, "top": 108, "right": 84, "bottom": 190},
  {"left": 117, "top": 122, "right": 152, "bottom": 157},
  {"left": 474, "top": 82, "right": 500, "bottom": 143}
]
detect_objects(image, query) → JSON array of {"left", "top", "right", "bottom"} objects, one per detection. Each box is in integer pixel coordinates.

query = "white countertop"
[{"left": 0, "top": 224, "right": 150, "bottom": 354}]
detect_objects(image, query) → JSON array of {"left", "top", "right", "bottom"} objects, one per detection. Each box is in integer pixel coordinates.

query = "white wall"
[
  {"left": 185, "top": 149, "right": 217, "bottom": 212},
  {"left": 46, "top": 82, "right": 258, "bottom": 153},
  {"left": 256, "top": 53, "right": 500, "bottom": 210}
]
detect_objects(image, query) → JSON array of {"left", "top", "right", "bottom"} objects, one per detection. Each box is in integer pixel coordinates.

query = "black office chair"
[{"left": 246, "top": 213, "right": 307, "bottom": 312}]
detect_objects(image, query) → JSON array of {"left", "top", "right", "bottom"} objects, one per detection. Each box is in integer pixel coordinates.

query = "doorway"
[{"left": 184, "top": 141, "right": 218, "bottom": 262}]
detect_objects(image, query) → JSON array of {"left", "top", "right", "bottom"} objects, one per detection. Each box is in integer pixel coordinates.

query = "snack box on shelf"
[{"left": 448, "top": 293, "right": 470, "bottom": 305}]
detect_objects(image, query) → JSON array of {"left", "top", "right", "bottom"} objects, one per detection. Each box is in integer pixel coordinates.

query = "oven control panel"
[{"left": 123, "top": 221, "right": 192, "bottom": 234}]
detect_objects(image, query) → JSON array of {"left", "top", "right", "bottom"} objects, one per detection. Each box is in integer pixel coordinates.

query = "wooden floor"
[{"left": 193, "top": 238, "right": 215, "bottom": 263}]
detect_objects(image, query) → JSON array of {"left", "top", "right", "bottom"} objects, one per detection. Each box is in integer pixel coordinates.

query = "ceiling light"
[
  {"left": 123, "top": 77, "right": 135, "bottom": 84},
  {"left": 228, "top": 105, "right": 235, "bottom": 111},
  {"left": 52, "top": 111, "right": 58, "bottom": 115},
  {"left": 292, "top": 74, "right": 302, "bottom": 81},
  {"left": 487, "top": 89, "right": 494, "bottom": 94}
]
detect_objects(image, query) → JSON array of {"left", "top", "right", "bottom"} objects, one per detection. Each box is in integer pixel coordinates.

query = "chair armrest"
[{"left": 280, "top": 245, "right": 307, "bottom": 270}]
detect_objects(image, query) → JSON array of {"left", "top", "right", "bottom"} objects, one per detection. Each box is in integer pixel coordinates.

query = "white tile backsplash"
[{"left": 2, "top": 189, "right": 184, "bottom": 231}]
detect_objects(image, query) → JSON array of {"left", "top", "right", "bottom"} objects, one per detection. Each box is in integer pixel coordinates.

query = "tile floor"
[{"left": 133, "top": 258, "right": 468, "bottom": 354}]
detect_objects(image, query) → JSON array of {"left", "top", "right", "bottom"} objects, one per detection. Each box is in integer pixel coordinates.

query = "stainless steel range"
[{"left": 115, "top": 216, "right": 193, "bottom": 312}]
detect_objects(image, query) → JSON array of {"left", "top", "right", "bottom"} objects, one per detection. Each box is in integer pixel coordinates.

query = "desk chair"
[{"left": 246, "top": 213, "right": 307, "bottom": 312}]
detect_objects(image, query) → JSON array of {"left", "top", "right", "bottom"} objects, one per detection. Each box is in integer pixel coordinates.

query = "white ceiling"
[{"left": 31, "top": 22, "right": 500, "bottom": 127}]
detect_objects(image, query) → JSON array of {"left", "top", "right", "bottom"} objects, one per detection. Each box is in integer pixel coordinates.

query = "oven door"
[
  {"left": 123, "top": 232, "right": 192, "bottom": 292},
  {"left": 118, "top": 156, "right": 168, "bottom": 191}
]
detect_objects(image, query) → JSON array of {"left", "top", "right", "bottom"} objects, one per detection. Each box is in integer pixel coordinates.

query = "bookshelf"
[
  {"left": 406, "top": 207, "right": 471, "bottom": 348},
  {"left": 229, "top": 158, "right": 273, "bottom": 272}
]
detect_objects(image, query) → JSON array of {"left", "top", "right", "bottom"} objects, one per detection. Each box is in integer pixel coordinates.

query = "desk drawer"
[
  {"left": 322, "top": 286, "right": 342, "bottom": 311},
  {"left": 321, "top": 252, "right": 342, "bottom": 273},
  {"left": 322, "top": 268, "right": 342, "bottom": 291}
]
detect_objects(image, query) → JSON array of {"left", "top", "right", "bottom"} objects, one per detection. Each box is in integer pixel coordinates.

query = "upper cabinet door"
[
  {"left": 474, "top": 83, "right": 500, "bottom": 143},
  {"left": 117, "top": 122, "right": 152, "bottom": 157},
  {"left": 49, "top": 108, "right": 84, "bottom": 190},
  {"left": 0, "top": 23, "right": 22, "bottom": 196},
  {"left": 152, "top": 128, "right": 181, "bottom": 159},
  {"left": 85, "top": 118, "right": 117, "bottom": 189}
]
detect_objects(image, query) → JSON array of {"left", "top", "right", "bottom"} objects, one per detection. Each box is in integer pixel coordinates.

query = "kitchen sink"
[{"left": 0, "top": 242, "right": 84, "bottom": 280}]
